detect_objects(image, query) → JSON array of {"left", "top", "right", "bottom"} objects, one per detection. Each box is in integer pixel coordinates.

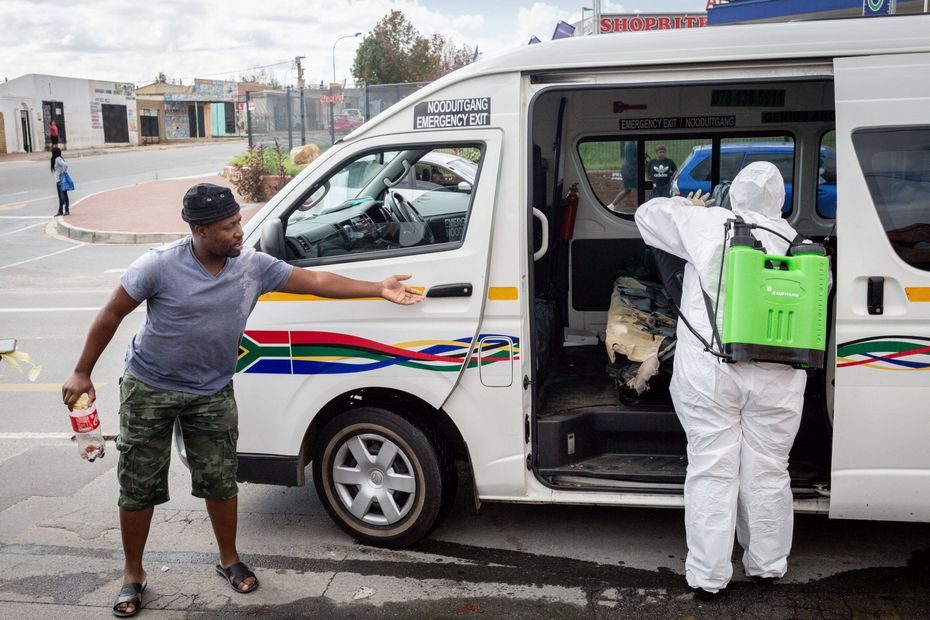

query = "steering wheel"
[{"left": 390, "top": 191, "right": 435, "bottom": 244}]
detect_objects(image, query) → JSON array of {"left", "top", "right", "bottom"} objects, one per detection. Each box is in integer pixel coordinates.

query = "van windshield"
[{"left": 293, "top": 151, "right": 402, "bottom": 220}]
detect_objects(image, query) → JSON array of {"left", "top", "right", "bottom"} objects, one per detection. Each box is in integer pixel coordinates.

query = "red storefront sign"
[{"left": 599, "top": 14, "right": 708, "bottom": 33}]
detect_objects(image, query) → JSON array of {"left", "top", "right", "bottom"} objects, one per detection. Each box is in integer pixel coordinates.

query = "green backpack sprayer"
[{"left": 652, "top": 217, "right": 830, "bottom": 369}]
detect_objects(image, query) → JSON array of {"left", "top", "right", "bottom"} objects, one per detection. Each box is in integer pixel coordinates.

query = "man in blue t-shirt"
[{"left": 62, "top": 183, "right": 423, "bottom": 617}]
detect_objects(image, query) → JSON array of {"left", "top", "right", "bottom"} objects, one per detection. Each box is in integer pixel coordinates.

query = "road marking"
[
  {"left": 0, "top": 382, "right": 108, "bottom": 393},
  {"left": 0, "top": 383, "right": 69, "bottom": 393},
  {"left": 0, "top": 215, "right": 55, "bottom": 220},
  {"left": 0, "top": 433, "right": 74, "bottom": 440},
  {"left": 104, "top": 268, "right": 127, "bottom": 274},
  {"left": 0, "top": 243, "right": 85, "bottom": 271},
  {"left": 0, "top": 307, "right": 143, "bottom": 313},
  {"left": 0, "top": 221, "right": 46, "bottom": 237},
  {"left": 0, "top": 195, "right": 57, "bottom": 209},
  {"left": 0, "top": 307, "right": 102, "bottom": 312}
]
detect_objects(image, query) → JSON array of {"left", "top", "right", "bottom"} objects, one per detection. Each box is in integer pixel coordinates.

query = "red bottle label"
[{"left": 70, "top": 409, "right": 100, "bottom": 433}]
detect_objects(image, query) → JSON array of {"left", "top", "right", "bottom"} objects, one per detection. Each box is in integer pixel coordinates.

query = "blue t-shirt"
[{"left": 120, "top": 238, "right": 293, "bottom": 395}]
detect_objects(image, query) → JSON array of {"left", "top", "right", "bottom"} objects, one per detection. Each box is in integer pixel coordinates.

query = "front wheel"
[{"left": 312, "top": 407, "right": 454, "bottom": 548}]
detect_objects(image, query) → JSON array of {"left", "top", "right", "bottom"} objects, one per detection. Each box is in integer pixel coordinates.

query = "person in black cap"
[
  {"left": 62, "top": 182, "right": 423, "bottom": 617},
  {"left": 647, "top": 144, "right": 677, "bottom": 199}
]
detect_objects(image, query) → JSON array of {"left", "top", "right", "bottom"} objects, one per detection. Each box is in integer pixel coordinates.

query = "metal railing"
[{"left": 244, "top": 81, "right": 428, "bottom": 150}]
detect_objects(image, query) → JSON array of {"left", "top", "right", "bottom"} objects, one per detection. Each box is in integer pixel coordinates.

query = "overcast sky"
[{"left": 1, "top": 0, "right": 709, "bottom": 87}]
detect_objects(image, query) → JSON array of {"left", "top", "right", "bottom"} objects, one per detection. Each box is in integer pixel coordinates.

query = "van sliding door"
[{"left": 831, "top": 52, "right": 930, "bottom": 522}]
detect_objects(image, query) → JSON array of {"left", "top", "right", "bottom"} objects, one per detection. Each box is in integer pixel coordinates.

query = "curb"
[
  {"left": 54, "top": 216, "right": 186, "bottom": 244},
  {"left": 0, "top": 138, "right": 246, "bottom": 163}
]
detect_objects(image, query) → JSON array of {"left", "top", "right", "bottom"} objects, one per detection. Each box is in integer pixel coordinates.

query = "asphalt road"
[
  {"left": 0, "top": 141, "right": 245, "bottom": 215},
  {"left": 1, "top": 143, "right": 929, "bottom": 617}
]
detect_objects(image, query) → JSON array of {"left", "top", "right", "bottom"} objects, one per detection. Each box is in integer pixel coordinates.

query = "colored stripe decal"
[
  {"left": 836, "top": 336, "right": 930, "bottom": 370},
  {"left": 258, "top": 292, "right": 381, "bottom": 302},
  {"left": 237, "top": 331, "right": 520, "bottom": 375},
  {"left": 258, "top": 287, "right": 426, "bottom": 303},
  {"left": 905, "top": 287, "right": 930, "bottom": 302},
  {"left": 488, "top": 287, "right": 518, "bottom": 301}
]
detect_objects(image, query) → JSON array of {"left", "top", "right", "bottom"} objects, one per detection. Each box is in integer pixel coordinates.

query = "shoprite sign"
[{"left": 599, "top": 13, "right": 707, "bottom": 33}]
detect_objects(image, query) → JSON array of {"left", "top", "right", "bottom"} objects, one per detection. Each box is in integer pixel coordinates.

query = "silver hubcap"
[{"left": 332, "top": 433, "right": 417, "bottom": 525}]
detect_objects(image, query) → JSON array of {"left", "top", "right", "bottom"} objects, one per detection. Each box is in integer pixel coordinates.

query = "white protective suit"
[{"left": 634, "top": 162, "right": 806, "bottom": 592}]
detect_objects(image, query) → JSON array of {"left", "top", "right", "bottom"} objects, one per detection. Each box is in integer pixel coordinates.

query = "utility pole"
[
  {"left": 286, "top": 85, "right": 293, "bottom": 151},
  {"left": 295, "top": 56, "right": 306, "bottom": 145},
  {"left": 330, "top": 33, "right": 361, "bottom": 145}
]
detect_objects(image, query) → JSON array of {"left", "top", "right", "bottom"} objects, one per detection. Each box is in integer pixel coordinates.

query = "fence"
[{"left": 245, "top": 81, "right": 428, "bottom": 150}]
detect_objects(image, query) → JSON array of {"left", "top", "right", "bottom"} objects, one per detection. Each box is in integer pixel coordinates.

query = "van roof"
[
  {"left": 348, "top": 15, "right": 930, "bottom": 139},
  {"left": 471, "top": 15, "right": 930, "bottom": 77}
]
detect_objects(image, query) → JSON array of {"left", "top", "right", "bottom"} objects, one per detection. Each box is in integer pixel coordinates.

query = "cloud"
[
  {"left": 514, "top": 2, "right": 582, "bottom": 46},
  {"left": 0, "top": 1, "right": 698, "bottom": 86}
]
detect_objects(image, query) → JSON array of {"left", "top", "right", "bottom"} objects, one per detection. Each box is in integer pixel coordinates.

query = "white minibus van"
[{"left": 224, "top": 16, "right": 930, "bottom": 547}]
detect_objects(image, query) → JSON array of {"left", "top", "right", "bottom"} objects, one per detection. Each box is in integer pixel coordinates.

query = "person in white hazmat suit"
[{"left": 634, "top": 161, "right": 806, "bottom": 598}]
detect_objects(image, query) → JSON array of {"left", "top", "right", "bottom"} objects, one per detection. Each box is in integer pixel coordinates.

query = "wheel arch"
[{"left": 299, "top": 387, "right": 469, "bottom": 476}]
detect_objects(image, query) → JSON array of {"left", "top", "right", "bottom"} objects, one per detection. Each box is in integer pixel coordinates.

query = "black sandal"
[
  {"left": 112, "top": 580, "right": 146, "bottom": 617},
  {"left": 215, "top": 562, "right": 259, "bottom": 593}
]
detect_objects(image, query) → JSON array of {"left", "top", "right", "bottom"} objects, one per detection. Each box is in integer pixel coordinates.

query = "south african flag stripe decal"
[
  {"left": 836, "top": 336, "right": 930, "bottom": 370},
  {"left": 237, "top": 331, "right": 292, "bottom": 374},
  {"left": 237, "top": 331, "right": 519, "bottom": 375}
]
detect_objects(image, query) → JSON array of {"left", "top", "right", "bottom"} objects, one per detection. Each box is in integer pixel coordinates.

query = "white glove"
[{"left": 686, "top": 190, "right": 716, "bottom": 207}]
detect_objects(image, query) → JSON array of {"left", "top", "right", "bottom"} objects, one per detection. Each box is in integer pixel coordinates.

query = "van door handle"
[
  {"left": 867, "top": 276, "right": 884, "bottom": 315},
  {"left": 426, "top": 283, "right": 473, "bottom": 298}
]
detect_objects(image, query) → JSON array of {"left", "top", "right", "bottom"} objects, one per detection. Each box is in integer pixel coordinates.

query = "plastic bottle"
[{"left": 70, "top": 394, "right": 105, "bottom": 462}]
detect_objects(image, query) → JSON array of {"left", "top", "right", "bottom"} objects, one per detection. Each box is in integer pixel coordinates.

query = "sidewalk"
[
  {"left": 55, "top": 175, "right": 266, "bottom": 244},
  {"left": 0, "top": 139, "right": 245, "bottom": 164}
]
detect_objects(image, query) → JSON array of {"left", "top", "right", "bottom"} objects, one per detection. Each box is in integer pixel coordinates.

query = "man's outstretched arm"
[
  {"left": 62, "top": 285, "right": 142, "bottom": 409},
  {"left": 278, "top": 269, "right": 424, "bottom": 305}
]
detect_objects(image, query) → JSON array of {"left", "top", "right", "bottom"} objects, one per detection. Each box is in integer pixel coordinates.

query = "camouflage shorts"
[{"left": 116, "top": 371, "right": 239, "bottom": 512}]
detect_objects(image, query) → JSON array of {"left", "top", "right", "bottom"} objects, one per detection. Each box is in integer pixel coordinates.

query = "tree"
[
  {"left": 239, "top": 67, "right": 282, "bottom": 89},
  {"left": 352, "top": 11, "right": 475, "bottom": 85},
  {"left": 429, "top": 34, "right": 476, "bottom": 81}
]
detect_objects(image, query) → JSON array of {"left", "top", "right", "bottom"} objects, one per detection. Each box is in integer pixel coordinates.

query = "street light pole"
[{"left": 330, "top": 32, "right": 361, "bottom": 145}]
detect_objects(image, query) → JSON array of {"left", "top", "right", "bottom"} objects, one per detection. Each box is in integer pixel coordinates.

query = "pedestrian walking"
[
  {"left": 608, "top": 140, "right": 639, "bottom": 213},
  {"left": 61, "top": 183, "right": 424, "bottom": 617},
  {"left": 635, "top": 162, "right": 806, "bottom": 600},
  {"left": 50, "top": 147, "right": 72, "bottom": 216}
]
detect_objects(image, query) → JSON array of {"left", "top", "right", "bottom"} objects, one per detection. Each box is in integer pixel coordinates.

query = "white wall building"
[{"left": 0, "top": 74, "right": 138, "bottom": 154}]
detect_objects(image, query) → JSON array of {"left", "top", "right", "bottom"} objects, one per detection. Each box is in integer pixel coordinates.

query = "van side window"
[
  {"left": 853, "top": 127, "right": 930, "bottom": 271},
  {"left": 282, "top": 145, "right": 481, "bottom": 264},
  {"left": 817, "top": 130, "right": 838, "bottom": 219}
]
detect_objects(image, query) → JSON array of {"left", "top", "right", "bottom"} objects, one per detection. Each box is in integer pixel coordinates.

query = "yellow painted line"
[
  {"left": 0, "top": 382, "right": 108, "bottom": 393},
  {"left": 905, "top": 287, "right": 930, "bottom": 302},
  {"left": 0, "top": 203, "right": 25, "bottom": 212},
  {"left": 259, "top": 287, "right": 425, "bottom": 303},
  {"left": 488, "top": 287, "right": 518, "bottom": 301}
]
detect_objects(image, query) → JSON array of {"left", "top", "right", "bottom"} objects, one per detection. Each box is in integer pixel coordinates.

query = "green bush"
[
  {"left": 229, "top": 143, "right": 328, "bottom": 178},
  {"left": 229, "top": 146, "right": 268, "bottom": 202}
]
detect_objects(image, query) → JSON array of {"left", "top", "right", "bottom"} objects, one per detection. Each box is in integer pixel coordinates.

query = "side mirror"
[
  {"left": 261, "top": 219, "right": 287, "bottom": 259},
  {"left": 457, "top": 181, "right": 472, "bottom": 193}
]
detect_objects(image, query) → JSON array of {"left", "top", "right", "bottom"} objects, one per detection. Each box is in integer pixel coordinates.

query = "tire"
[{"left": 312, "top": 407, "right": 454, "bottom": 548}]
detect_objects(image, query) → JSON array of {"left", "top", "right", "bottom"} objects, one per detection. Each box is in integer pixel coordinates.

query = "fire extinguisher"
[{"left": 559, "top": 183, "right": 579, "bottom": 241}]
